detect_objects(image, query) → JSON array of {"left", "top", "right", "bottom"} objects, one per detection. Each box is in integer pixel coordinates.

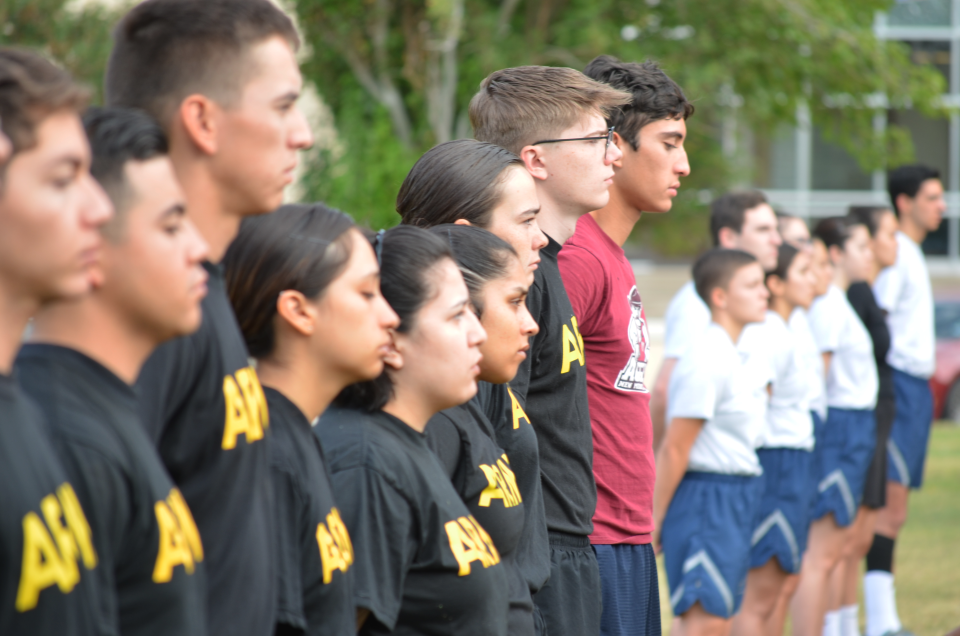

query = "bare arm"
[
  {"left": 650, "top": 358, "right": 677, "bottom": 455},
  {"left": 651, "top": 416, "right": 705, "bottom": 553},
  {"left": 822, "top": 352, "right": 832, "bottom": 378}
]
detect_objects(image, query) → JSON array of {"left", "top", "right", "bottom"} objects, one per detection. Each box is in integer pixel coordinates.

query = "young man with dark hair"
[
  {"left": 17, "top": 107, "right": 210, "bottom": 636},
  {"left": 865, "top": 164, "right": 944, "bottom": 636},
  {"left": 0, "top": 47, "right": 112, "bottom": 635},
  {"left": 470, "top": 66, "right": 630, "bottom": 636},
  {"left": 105, "top": 2, "right": 313, "bottom": 635},
  {"left": 651, "top": 190, "right": 781, "bottom": 450},
  {"left": 558, "top": 54, "right": 691, "bottom": 636},
  {"left": 653, "top": 248, "right": 771, "bottom": 636}
]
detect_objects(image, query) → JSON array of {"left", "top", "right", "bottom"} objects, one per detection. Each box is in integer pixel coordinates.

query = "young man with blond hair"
[{"left": 470, "top": 65, "right": 630, "bottom": 636}]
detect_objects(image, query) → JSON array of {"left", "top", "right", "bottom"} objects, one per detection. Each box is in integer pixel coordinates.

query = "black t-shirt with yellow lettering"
[
  {"left": 316, "top": 406, "right": 508, "bottom": 636},
  {"left": 426, "top": 398, "right": 531, "bottom": 635},
  {"left": 136, "top": 261, "right": 274, "bottom": 636},
  {"left": 475, "top": 382, "right": 550, "bottom": 598},
  {"left": 265, "top": 387, "right": 354, "bottom": 636},
  {"left": 0, "top": 372, "right": 100, "bottom": 636},
  {"left": 510, "top": 236, "right": 595, "bottom": 537},
  {"left": 17, "top": 344, "right": 206, "bottom": 636}
]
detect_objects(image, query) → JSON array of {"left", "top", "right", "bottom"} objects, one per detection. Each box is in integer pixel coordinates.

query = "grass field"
[{"left": 657, "top": 424, "right": 960, "bottom": 635}]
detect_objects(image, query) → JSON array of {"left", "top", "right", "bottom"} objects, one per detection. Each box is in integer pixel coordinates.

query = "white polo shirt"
[
  {"left": 663, "top": 280, "right": 710, "bottom": 360},
  {"left": 873, "top": 232, "right": 935, "bottom": 379},
  {"left": 756, "top": 311, "right": 816, "bottom": 450},
  {"left": 807, "top": 285, "right": 878, "bottom": 410},
  {"left": 668, "top": 322, "right": 770, "bottom": 476},
  {"left": 789, "top": 307, "right": 828, "bottom": 422}
]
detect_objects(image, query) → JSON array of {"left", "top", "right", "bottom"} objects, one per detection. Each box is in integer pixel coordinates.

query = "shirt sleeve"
[
  {"left": 135, "top": 331, "right": 206, "bottom": 443},
  {"left": 424, "top": 414, "right": 463, "bottom": 480},
  {"left": 557, "top": 246, "right": 604, "bottom": 336},
  {"left": 663, "top": 284, "right": 711, "bottom": 360},
  {"left": 667, "top": 347, "right": 720, "bottom": 422},
  {"left": 807, "top": 292, "right": 843, "bottom": 353},
  {"left": 271, "top": 466, "right": 307, "bottom": 630},
  {"left": 872, "top": 260, "right": 902, "bottom": 314},
  {"left": 328, "top": 465, "right": 414, "bottom": 631},
  {"left": 510, "top": 274, "right": 544, "bottom": 403}
]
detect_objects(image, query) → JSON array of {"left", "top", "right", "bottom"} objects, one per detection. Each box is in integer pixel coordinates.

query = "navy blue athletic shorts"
[
  {"left": 749, "top": 448, "right": 816, "bottom": 573},
  {"left": 887, "top": 369, "right": 934, "bottom": 489},
  {"left": 662, "top": 471, "right": 764, "bottom": 619},
  {"left": 593, "top": 543, "right": 660, "bottom": 636},
  {"left": 814, "top": 407, "right": 876, "bottom": 527}
]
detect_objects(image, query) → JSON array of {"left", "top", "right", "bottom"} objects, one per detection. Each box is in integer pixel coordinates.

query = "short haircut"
[
  {"left": 224, "top": 203, "right": 355, "bottom": 359},
  {"left": 397, "top": 139, "right": 523, "bottom": 228},
  {"left": 105, "top": 0, "right": 299, "bottom": 127},
  {"left": 693, "top": 248, "right": 758, "bottom": 308},
  {"left": 83, "top": 107, "right": 169, "bottom": 239},
  {"left": 766, "top": 243, "right": 802, "bottom": 284},
  {"left": 813, "top": 216, "right": 861, "bottom": 250},
  {"left": 469, "top": 65, "right": 632, "bottom": 155},
  {"left": 887, "top": 164, "right": 941, "bottom": 217},
  {"left": 429, "top": 224, "right": 517, "bottom": 316},
  {"left": 847, "top": 205, "right": 892, "bottom": 237},
  {"left": 0, "top": 48, "right": 89, "bottom": 156},
  {"left": 335, "top": 225, "right": 454, "bottom": 412},
  {"left": 709, "top": 190, "right": 769, "bottom": 246},
  {"left": 582, "top": 55, "right": 693, "bottom": 150}
]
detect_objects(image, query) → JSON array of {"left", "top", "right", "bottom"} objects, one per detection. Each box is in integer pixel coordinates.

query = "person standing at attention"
[{"left": 559, "top": 55, "right": 692, "bottom": 636}]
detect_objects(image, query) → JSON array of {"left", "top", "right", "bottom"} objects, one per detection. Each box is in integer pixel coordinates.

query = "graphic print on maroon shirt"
[
  {"left": 558, "top": 214, "right": 655, "bottom": 546},
  {"left": 615, "top": 286, "right": 650, "bottom": 393}
]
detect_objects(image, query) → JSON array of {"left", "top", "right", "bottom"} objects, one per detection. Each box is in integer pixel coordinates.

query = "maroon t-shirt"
[{"left": 557, "top": 214, "right": 654, "bottom": 545}]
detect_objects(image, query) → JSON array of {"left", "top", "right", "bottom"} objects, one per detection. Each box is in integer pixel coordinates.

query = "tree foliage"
[{"left": 2, "top": 0, "right": 949, "bottom": 254}]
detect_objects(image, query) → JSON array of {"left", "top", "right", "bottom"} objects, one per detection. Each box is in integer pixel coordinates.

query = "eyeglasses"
[
  {"left": 533, "top": 126, "right": 615, "bottom": 155},
  {"left": 374, "top": 229, "right": 385, "bottom": 265}
]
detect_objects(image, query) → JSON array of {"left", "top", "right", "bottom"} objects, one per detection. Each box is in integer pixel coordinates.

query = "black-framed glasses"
[
  {"left": 374, "top": 229, "right": 385, "bottom": 265},
  {"left": 533, "top": 126, "right": 615, "bottom": 154}
]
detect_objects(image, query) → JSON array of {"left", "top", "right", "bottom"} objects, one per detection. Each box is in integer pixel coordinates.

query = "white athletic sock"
[
  {"left": 824, "top": 610, "right": 842, "bottom": 636},
  {"left": 840, "top": 604, "right": 860, "bottom": 636},
  {"left": 864, "top": 571, "right": 901, "bottom": 636}
]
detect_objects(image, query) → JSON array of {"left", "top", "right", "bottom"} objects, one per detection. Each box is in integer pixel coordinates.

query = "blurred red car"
[{"left": 931, "top": 298, "right": 960, "bottom": 421}]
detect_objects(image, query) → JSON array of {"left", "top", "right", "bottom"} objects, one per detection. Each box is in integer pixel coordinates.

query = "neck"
[
  {"left": 0, "top": 283, "right": 39, "bottom": 375},
  {"left": 256, "top": 346, "right": 343, "bottom": 422},
  {"left": 899, "top": 217, "right": 926, "bottom": 245},
  {"left": 30, "top": 297, "right": 156, "bottom": 385},
  {"left": 168, "top": 140, "right": 241, "bottom": 263},
  {"left": 833, "top": 268, "right": 852, "bottom": 292},
  {"left": 769, "top": 297, "right": 794, "bottom": 323},
  {"left": 382, "top": 384, "right": 436, "bottom": 433},
  {"left": 534, "top": 185, "right": 589, "bottom": 246},
  {"left": 712, "top": 310, "right": 747, "bottom": 345},
  {"left": 866, "top": 261, "right": 881, "bottom": 285},
  {"left": 590, "top": 184, "right": 643, "bottom": 247}
]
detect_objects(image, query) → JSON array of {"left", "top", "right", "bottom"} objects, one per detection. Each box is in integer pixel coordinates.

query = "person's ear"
[
  {"left": 177, "top": 94, "right": 220, "bottom": 156},
  {"left": 382, "top": 330, "right": 404, "bottom": 370},
  {"left": 766, "top": 275, "right": 785, "bottom": 299},
  {"left": 519, "top": 145, "right": 548, "bottom": 182},
  {"left": 453, "top": 218, "right": 472, "bottom": 227},
  {"left": 717, "top": 227, "right": 738, "bottom": 250},
  {"left": 611, "top": 131, "right": 627, "bottom": 169},
  {"left": 276, "top": 290, "right": 317, "bottom": 336},
  {"left": 828, "top": 244, "right": 844, "bottom": 266},
  {"left": 895, "top": 193, "right": 912, "bottom": 219},
  {"left": 710, "top": 285, "right": 727, "bottom": 311}
]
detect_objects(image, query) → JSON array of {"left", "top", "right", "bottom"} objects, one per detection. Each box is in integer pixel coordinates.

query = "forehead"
[
  {"left": 240, "top": 35, "right": 302, "bottom": 94},
  {"left": 743, "top": 203, "right": 776, "bottom": 227},
  {"left": 640, "top": 117, "right": 686, "bottom": 138},
  {"left": 23, "top": 109, "right": 89, "bottom": 162},
  {"left": 556, "top": 110, "right": 607, "bottom": 137},
  {"left": 919, "top": 178, "right": 943, "bottom": 196}
]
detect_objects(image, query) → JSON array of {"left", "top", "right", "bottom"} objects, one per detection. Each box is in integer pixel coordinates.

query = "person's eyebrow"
[
  {"left": 450, "top": 298, "right": 469, "bottom": 313},
  {"left": 659, "top": 131, "right": 685, "bottom": 141},
  {"left": 510, "top": 285, "right": 527, "bottom": 295},
  {"left": 273, "top": 90, "right": 300, "bottom": 106},
  {"left": 160, "top": 202, "right": 186, "bottom": 220},
  {"left": 521, "top": 206, "right": 541, "bottom": 218}
]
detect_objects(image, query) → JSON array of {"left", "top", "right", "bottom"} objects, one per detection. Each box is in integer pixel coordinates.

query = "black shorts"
[
  {"left": 532, "top": 532, "right": 601, "bottom": 636},
  {"left": 863, "top": 396, "right": 895, "bottom": 508}
]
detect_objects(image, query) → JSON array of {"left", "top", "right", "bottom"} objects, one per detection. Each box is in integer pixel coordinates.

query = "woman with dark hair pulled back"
[
  {"left": 224, "top": 203, "right": 399, "bottom": 636},
  {"left": 318, "top": 225, "right": 509, "bottom": 636},
  {"left": 398, "top": 140, "right": 553, "bottom": 622}
]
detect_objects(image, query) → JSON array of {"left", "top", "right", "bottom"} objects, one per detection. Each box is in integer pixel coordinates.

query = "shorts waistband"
[
  {"left": 684, "top": 471, "right": 759, "bottom": 484},
  {"left": 548, "top": 531, "right": 591, "bottom": 548}
]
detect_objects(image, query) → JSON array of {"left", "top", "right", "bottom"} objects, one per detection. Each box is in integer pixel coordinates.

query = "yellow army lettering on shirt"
[
  {"left": 560, "top": 316, "right": 586, "bottom": 374},
  {"left": 153, "top": 488, "right": 204, "bottom": 583},
  {"left": 15, "top": 483, "right": 98, "bottom": 612},
  {"left": 444, "top": 515, "right": 501, "bottom": 576},
  {"left": 315, "top": 507, "right": 354, "bottom": 584},
  {"left": 222, "top": 366, "right": 270, "bottom": 450},
  {"left": 478, "top": 454, "right": 522, "bottom": 508},
  {"left": 507, "top": 387, "right": 530, "bottom": 430}
]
